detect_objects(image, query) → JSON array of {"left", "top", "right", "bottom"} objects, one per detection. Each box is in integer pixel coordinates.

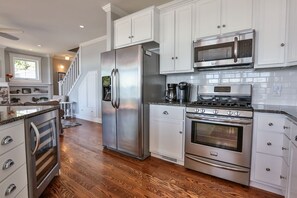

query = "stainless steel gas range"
[{"left": 185, "top": 84, "right": 253, "bottom": 186}]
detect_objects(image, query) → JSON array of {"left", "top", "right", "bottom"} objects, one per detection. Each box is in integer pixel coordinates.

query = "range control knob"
[
  {"left": 227, "top": 111, "right": 233, "bottom": 116},
  {"left": 201, "top": 109, "right": 205, "bottom": 113},
  {"left": 213, "top": 110, "right": 218, "bottom": 114},
  {"left": 235, "top": 111, "right": 240, "bottom": 116},
  {"left": 197, "top": 108, "right": 201, "bottom": 113}
]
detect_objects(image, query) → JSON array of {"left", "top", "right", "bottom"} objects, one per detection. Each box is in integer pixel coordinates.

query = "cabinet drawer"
[
  {"left": 0, "top": 121, "right": 24, "bottom": 156},
  {"left": 150, "top": 105, "right": 184, "bottom": 120},
  {"left": 255, "top": 153, "right": 283, "bottom": 186},
  {"left": 0, "top": 165, "right": 27, "bottom": 198},
  {"left": 0, "top": 144, "right": 26, "bottom": 183},
  {"left": 257, "top": 113, "right": 286, "bottom": 133},
  {"left": 257, "top": 132, "right": 286, "bottom": 156},
  {"left": 15, "top": 185, "right": 28, "bottom": 198}
]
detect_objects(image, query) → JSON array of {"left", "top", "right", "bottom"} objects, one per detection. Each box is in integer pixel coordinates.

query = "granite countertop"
[
  {"left": 253, "top": 104, "right": 297, "bottom": 122},
  {"left": 0, "top": 105, "right": 59, "bottom": 125}
]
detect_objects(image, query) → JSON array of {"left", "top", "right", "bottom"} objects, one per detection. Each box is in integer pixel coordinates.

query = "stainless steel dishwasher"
[{"left": 25, "top": 109, "right": 60, "bottom": 198}]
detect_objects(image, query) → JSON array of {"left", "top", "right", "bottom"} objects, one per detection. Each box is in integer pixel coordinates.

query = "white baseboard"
[{"left": 75, "top": 114, "right": 102, "bottom": 123}]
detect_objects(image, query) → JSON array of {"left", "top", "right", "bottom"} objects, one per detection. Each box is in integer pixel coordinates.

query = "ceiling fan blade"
[
  {"left": 0, "top": 28, "right": 23, "bottom": 34},
  {"left": 0, "top": 32, "right": 19, "bottom": 40}
]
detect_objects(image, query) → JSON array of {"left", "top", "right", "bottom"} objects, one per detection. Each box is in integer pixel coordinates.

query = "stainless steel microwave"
[{"left": 193, "top": 30, "right": 255, "bottom": 70}]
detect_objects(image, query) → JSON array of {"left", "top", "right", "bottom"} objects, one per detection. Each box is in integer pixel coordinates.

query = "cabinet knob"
[
  {"left": 280, "top": 43, "right": 285, "bottom": 47},
  {"left": 163, "top": 111, "right": 168, "bottom": 115},
  {"left": 282, "top": 147, "right": 288, "bottom": 151},
  {"left": 217, "top": 25, "right": 221, "bottom": 29},
  {"left": 179, "top": 131, "right": 183, "bottom": 134},
  {"left": 295, "top": 135, "right": 297, "bottom": 141},
  {"left": 1, "top": 136, "right": 13, "bottom": 145},
  {"left": 268, "top": 122, "right": 273, "bottom": 126},
  {"left": 283, "top": 126, "right": 289, "bottom": 130},
  {"left": 222, "top": 24, "right": 226, "bottom": 28},
  {"left": 131, "top": 35, "right": 134, "bottom": 38},
  {"left": 267, "top": 142, "right": 272, "bottom": 146},
  {"left": 171, "top": 57, "right": 174, "bottom": 60},
  {"left": 266, "top": 168, "right": 270, "bottom": 171},
  {"left": 175, "top": 57, "right": 178, "bottom": 59},
  {"left": 280, "top": 175, "right": 286, "bottom": 180}
]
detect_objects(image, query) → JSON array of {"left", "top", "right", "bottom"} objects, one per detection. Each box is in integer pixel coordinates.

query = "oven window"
[{"left": 191, "top": 121, "right": 243, "bottom": 152}]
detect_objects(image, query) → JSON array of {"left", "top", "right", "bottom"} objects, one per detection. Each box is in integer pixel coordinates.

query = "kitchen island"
[{"left": 0, "top": 105, "right": 60, "bottom": 198}]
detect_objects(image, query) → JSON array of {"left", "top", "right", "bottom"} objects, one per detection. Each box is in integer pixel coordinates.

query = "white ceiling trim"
[
  {"left": 102, "top": 3, "right": 128, "bottom": 17},
  {"left": 79, "top": 35, "right": 107, "bottom": 47}
]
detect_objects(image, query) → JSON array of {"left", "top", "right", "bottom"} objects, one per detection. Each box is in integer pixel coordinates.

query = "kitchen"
[{"left": 0, "top": 0, "right": 297, "bottom": 197}]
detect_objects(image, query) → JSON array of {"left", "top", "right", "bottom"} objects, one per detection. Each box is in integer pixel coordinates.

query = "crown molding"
[{"left": 102, "top": 3, "right": 128, "bottom": 17}]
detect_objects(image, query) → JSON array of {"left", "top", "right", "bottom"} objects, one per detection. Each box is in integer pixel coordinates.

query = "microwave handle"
[{"left": 234, "top": 36, "right": 238, "bottom": 63}]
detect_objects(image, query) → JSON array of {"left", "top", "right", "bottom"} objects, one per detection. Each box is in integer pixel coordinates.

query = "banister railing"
[{"left": 58, "top": 48, "right": 81, "bottom": 96}]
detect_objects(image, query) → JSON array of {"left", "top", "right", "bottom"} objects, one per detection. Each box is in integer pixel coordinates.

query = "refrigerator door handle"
[
  {"left": 111, "top": 69, "right": 116, "bottom": 108},
  {"left": 115, "top": 69, "right": 120, "bottom": 109}
]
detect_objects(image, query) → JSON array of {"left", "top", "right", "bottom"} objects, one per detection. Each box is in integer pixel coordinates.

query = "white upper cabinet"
[
  {"left": 254, "top": 0, "right": 287, "bottom": 68},
  {"left": 193, "top": 0, "right": 252, "bottom": 40},
  {"left": 160, "top": 3, "right": 193, "bottom": 74},
  {"left": 114, "top": 6, "right": 159, "bottom": 49},
  {"left": 286, "top": 0, "right": 297, "bottom": 66}
]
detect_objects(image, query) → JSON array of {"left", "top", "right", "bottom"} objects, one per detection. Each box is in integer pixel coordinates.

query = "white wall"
[
  {"left": 0, "top": 47, "right": 5, "bottom": 81},
  {"left": 166, "top": 66, "right": 297, "bottom": 106},
  {"left": 68, "top": 37, "right": 106, "bottom": 123}
]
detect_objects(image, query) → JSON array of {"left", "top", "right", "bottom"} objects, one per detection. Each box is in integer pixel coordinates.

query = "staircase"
[{"left": 58, "top": 48, "right": 81, "bottom": 96}]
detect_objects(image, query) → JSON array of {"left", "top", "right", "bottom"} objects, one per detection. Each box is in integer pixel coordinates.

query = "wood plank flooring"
[{"left": 41, "top": 119, "right": 283, "bottom": 198}]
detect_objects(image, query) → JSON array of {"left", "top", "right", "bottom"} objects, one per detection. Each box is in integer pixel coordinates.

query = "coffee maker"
[
  {"left": 165, "top": 83, "right": 177, "bottom": 102},
  {"left": 177, "top": 82, "right": 190, "bottom": 103}
]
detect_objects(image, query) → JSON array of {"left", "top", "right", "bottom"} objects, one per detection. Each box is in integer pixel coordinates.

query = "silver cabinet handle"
[
  {"left": 234, "top": 36, "right": 238, "bottom": 63},
  {"left": 1, "top": 136, "right": 13, "bottom": 145},
  {"left": 5, "top": 184, "right": 16, "bottom": 196},
  {"left": 267, "top": 142, "right": 272, "bottom": 146},
  {"left": 281, "top": 43, "right": 285, "bottom": 47},
  {"left": 268, "top": 122, "right": 273, "bottom": 126},
  {"left": 115, "top": 69, "right": 120, "bottom": 109},
  {"left": 266, "top": 168, "right": 270, "bottom": 171},
  {"left": 2, "top": 159, "right": 14, "bottom": 170},
  {"left": 282, "top": 147, "right": 288, "bottom": 151},
  {"left": 31, "top": 122, "right": 40, "bottom": 155},
  {"left": 111, "top": 69, "right": 116, "bottom": 108},
  {"left": 283, "top": 126, "right": 289, "bottom": 129},
  {"left": 163, "top": 111, "right": 168, "bottom": 115},
  {"left": 280, "top": 175, "right": 287, "bottom": 180}
]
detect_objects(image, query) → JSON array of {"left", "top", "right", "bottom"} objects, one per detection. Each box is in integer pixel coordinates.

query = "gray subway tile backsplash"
[{"left": 166, "top": 67, "right": 297, "bottom": 105}]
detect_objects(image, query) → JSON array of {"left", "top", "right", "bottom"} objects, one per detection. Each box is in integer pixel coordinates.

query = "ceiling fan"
[{"left": 0, "top": 27, "right": 24, "bottom": 40}]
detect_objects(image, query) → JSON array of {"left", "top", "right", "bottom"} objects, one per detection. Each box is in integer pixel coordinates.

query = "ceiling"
[{"left": 0, "top": 0, "right": 172, "bottom": 59}]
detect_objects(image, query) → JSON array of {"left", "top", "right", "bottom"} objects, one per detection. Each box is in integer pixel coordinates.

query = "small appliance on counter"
[
  {"left": 177, "top": 82, "right": 190, "bottom": 103},
  {"left": 165, "top": 83, "right": 177, "bottom": 102}
]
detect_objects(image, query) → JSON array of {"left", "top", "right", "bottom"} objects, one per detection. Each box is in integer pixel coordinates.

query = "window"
[{"left": 10, "top": 53, "right": 41, "bottom": 82}]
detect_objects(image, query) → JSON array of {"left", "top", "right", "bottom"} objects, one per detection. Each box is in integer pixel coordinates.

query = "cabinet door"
[
  {"left": 150, "top": 119, "right": 184, "bottom": 160},
  {"left": 286, "top": 0, "right": 297, "bottom": 64},
  {"left": 221, "top": 0, "right": 252, "bottom": 34},
  {"left": 160, "top": 10, "right": 175, "bottom": 73},
  {"left": 193, "top": 0, "right": 221, "bottom": 39},
  {"left": 288, "top": 143, "right": 297, "bottom": 198},
  {"left": 174, "top": 4, "right": 193, "bottom": 72},
  {"left": 254, "top": 0, "right": 286, "bottom": 67},
  {"left": 131, "top": 10, "right": 152, "bottom": 44},
  {"left": 114, "top": 18, "right": 132, "bottom": 48}
]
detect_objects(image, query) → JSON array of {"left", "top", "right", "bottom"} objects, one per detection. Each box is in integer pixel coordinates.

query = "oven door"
[{"left": 185, "top": 113, "right": 252, "bottom": 167}]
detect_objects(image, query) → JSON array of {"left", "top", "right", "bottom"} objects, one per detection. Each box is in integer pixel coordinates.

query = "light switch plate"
[{"left": 272, "top": 84, "right": 282, "bottom": 96}]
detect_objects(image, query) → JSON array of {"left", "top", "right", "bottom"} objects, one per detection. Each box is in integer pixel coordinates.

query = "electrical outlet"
[{"left": 272, "top": 84, "right": 282, "bottom": 96}]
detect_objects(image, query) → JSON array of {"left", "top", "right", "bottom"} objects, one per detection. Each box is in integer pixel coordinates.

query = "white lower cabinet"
[
  {"left": 251, "top": 112, "right": 289, "bottom": 195},
  {"left": 288, "top": 122, "right": 297, "bottom": 198},
  {"left": 149, "top": 105, "right": 185, "bottom": 165}
]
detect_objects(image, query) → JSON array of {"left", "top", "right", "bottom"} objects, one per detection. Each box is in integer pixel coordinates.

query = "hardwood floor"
[{"left": 41, "top": 118, "right": 283, "bottom": 198}]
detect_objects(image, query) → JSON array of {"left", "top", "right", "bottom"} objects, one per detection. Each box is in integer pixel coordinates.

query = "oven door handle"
[
  {"left": 186, "top": 155, "right": 249, "bottom": 173},
  {"left": 186, "top": 114, "right": 252, "bottom": 125}
]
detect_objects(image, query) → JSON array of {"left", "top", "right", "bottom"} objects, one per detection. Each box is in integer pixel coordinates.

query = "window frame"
[{"left": 9, "top": 53, "right": 42, "bottom": 83}]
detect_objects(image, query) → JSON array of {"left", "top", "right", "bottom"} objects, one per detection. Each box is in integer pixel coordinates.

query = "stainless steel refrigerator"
[{"left": 101, "top": 43, "right": 165, "bottom": 159}]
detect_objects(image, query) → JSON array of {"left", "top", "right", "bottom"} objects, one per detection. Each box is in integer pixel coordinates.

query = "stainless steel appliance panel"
[
  {"left": 116, "top": 45, "right": 142, "bottom": 156},
  {"left": 101, "top": 50, "right": 117, "bottom": 149},
  {"left": 185, "top": 114, "right": 253, "bottom": 167},
  {"left": 25, "top": 110, "right": 60, "bottom": 198}
]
